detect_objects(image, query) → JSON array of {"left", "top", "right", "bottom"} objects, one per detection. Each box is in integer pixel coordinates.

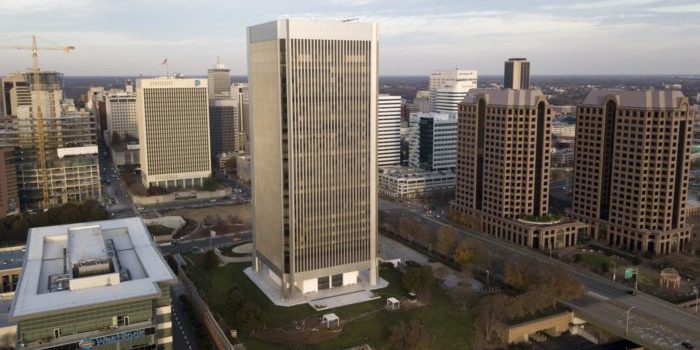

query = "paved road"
[
  {"left": 379, "top": 199, "right": 700, "bottom": 350},
  {"left": 171, "top": 283, "right": 201, "bottom": 350},
  {"left": 159, "top": 231, "right": 251, "bottom": 256}
]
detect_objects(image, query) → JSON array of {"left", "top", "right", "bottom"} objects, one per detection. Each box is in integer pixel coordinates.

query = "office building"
[
  {"left": 105, "top": 91, "right": 137, "bottom": 141},
  {"left": 504, "top": 58, "right": 530, "bottom": 90},
  {"left": 551, "top": 120, "right": 576, "bottom": 138},
  {"left": 452, "top": 88, "right": 586, "bottom": 251},
  {"left": 207, "top": 59, "right": 231, "bottom": 98},
  {"left": 379, "top": 166, "right": 454, "bottom": 198},
  {"left": 207, "top": 60, "right": 239, "bottom": 162},
  {"left": 9, "top": 217, "right": 176, "bottom": 349},
  {"left": 429, "top": 69, "right": 477, "bottom": 114},
  {"left": 209, "top": 98, "right": 238, "bottom": 160},
  {"left": 136, "top": 78, "right": 212, "bottom": 189},
  {"left": 408, "top": 112, "right": 457, "bottom": 171},
  {"left": 572, "top": 89, "right": 693, "bottom": 255},
  {"left": 0, "top": 246, "right": 23, "bottom": 294},
  {"left": 0, "top": 148, "right": 18, "bottom": 217},
  {"left": 247, "top": 18, "right": 379, "bottom": 298},
  {"left": 231, "top": 83, "right": 250, "bottom": 152},
  {"left": 0, "top": 72, "right": 101, "bottom": 210},
  {"left": 378, "top": 94, "right": 402, "bottom": 167},
  {"left": 552, "top": 148, "right": 575, "bottom": 168},
  {"left": 409, "top": 90, "right": 430, "bottom": 114}
]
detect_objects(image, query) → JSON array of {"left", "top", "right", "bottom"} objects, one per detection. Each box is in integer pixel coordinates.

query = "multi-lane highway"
[{"left": 379, "top": 199, "right": 700, "bottom": 350}]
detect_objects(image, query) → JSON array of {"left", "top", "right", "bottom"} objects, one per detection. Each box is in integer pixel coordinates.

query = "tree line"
[{"left": 0, "top": 200, "right": 110, "bottom": 244}]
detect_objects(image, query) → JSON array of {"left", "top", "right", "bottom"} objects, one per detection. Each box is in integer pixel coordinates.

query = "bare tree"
[{"left": 435, "top": 226, "right": 460, "bottom": 256}]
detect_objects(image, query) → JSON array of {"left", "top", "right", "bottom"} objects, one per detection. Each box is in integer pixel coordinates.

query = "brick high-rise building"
[
  {"left": 452, "top": 88, "right": 586, "bottom": 251},
  {"left": 572, "top": 89, "right": 693, "bottom": 255}
]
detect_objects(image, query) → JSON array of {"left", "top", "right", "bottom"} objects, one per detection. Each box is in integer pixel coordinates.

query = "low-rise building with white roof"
[{"left": 9, "top": 217, "right": 176, "bottom": 350}]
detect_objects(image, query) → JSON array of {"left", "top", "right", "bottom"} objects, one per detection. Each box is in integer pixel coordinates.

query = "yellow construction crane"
[{"left": 0, "top": 35, "right": 74, "bottom": 207}]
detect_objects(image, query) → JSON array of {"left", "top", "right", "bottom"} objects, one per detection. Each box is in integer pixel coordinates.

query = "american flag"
[{"left": 161, "top": 58, "right": 168, "bottom": 65}]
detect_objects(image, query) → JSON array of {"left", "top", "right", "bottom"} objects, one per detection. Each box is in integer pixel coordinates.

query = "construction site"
[{"left": 0, "top": 36, "right": 101, "bottom": 210}]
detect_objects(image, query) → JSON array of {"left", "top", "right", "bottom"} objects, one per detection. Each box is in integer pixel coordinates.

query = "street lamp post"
[
  {"left": 693, "top": 286, "right": 699, "bottom": 313},
  {"left": 635, "top": 267, "right": 638, "bottom": 290},
  {"left": 612, "top": 261, "right": 617, "bottom": 282},
  {"left": 625, "top": 306, "right": 635, "bottom": 336}
]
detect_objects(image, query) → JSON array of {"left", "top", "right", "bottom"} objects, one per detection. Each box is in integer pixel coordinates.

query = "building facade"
[
  {"left": 231, "top": 83, "right": 250, "bottom": 153},
  {"left": 248, "top": 18, "right": 378, "bottom": 297},
  {"left": 572, "top": 89, "right": 693, "bottom": 255},
  {"left": 207, "top": 61, "right": 231, "bottom": 98},
  {"left": 0, "top": 148, "right": 18, "bottom": 217},
  {"left": 408, "top": 112, "right": 457, "bottom": 171},
  {"left": 209, "top": 98, "right": 238, "bottom": 161},
  {"left": 136, "top": 78, "right": 212, "bottom": 189},
  {"left": 429, "top": 69, "right": 477, "bottom": 114},
  {"left": 504, "top": 58, "right": 530, "bottom": 90},
  {"left": 9, "top": 218, "right": 176, "bottom": 350},
  {"left": 105, "top": 92, "right": 138, "bottom": 141},
  {"left": 379, "top": 166, "right": 455, "bottom": 198},
  {"left": 378, "top": 94, "right": 402, "bottom": 167},
  {"left": 0, "top": 72, "right": 101, "bottom": 210},
  {"left": 452, "top": 88, "right": 586, "bottom": 251},
  {"left": 551, "top": 120, "right": 576, "bottom": 138},
  {"left": 410, "top": 90, "right": 430, "bottom": 114}
]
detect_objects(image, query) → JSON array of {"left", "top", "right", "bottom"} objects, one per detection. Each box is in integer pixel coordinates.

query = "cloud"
[
  {"left": 647, "top": 4, "right": 700, "bottom": 13},
  {"left": 540, "top": 0, "right": 660, "bottom": 10},
  {"left": 0, "top": 0, "right": 91, "bottom": 14}
]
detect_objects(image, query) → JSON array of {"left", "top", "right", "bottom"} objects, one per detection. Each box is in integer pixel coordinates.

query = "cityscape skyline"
[{"left": 1, "top": 0, "right": 699, "bottom": 76}]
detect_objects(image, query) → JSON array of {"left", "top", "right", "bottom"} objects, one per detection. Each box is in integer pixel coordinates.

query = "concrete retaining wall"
[
  {"left": 133, "top": 188, "right": 232, "bottom": 205},
  {"left": 179, "top": 268, "right": 244, "bottom": 350}
]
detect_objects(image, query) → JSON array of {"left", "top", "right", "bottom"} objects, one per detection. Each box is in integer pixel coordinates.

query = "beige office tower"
[
  {"left": 452, "top": 88, "right": 586, "bottom": 251},
  {"left": 247, "top": 18, "right": 379, "bottom": 298},
  {"left": 136, "top": 78, "right": 212, "bottom": 189},
  {"left": 208, "top": 59, "right": 231, "bottom": 98},
  {"left": 572, "top": 89, "right": 693, "bottom": 255}
]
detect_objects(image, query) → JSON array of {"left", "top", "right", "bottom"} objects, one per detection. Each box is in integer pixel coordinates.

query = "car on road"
[
  {"left": 626, "top": 289, "right": 637, "bottom": 296},
  {"left": 681, "top": 341, "right": 695, "bottom": 349},
  {"left": 191, "top": 247, "right": 204, "bottom": 254}
]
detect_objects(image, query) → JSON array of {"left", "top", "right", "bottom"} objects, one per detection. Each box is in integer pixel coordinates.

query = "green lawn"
[
  {"left": 577, "top": 253, "right": 611, "bottom": 271},
  {"left": 185, "top": 256, "right": 474, "bottom": 350}
]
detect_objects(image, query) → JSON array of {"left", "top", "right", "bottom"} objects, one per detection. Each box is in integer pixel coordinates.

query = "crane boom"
[{"left": 0, "top": 35, "right": 74, "bottom": 207}]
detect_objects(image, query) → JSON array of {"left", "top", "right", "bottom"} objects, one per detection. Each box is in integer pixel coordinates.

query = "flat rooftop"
[
  {"left": 10, "top": 217, "right": 176, "bottom": 321},
  {"left": 380, "top": 166, "right": 455, "bottom": 179},
  {"left": 0, "top": 246, "right": 25, "bottom": 271}
]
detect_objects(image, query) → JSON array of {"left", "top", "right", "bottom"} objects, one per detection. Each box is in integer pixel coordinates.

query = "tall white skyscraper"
[
  {"left": 429, "top": 69, "right": 477, "bottom": 114},
  {"left": 378, "top": 94, "right": 402, "bottom": 167},
  {"left": 248, "top": 18, "right": 379, "bottom": 299},
  {"left": 136, "top": 78, "right": 212, "bottom": 189}
]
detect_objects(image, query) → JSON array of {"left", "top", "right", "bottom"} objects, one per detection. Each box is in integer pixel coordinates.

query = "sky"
[{"left": 0, "top": 0, "right": 698, "bottom": 76}]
